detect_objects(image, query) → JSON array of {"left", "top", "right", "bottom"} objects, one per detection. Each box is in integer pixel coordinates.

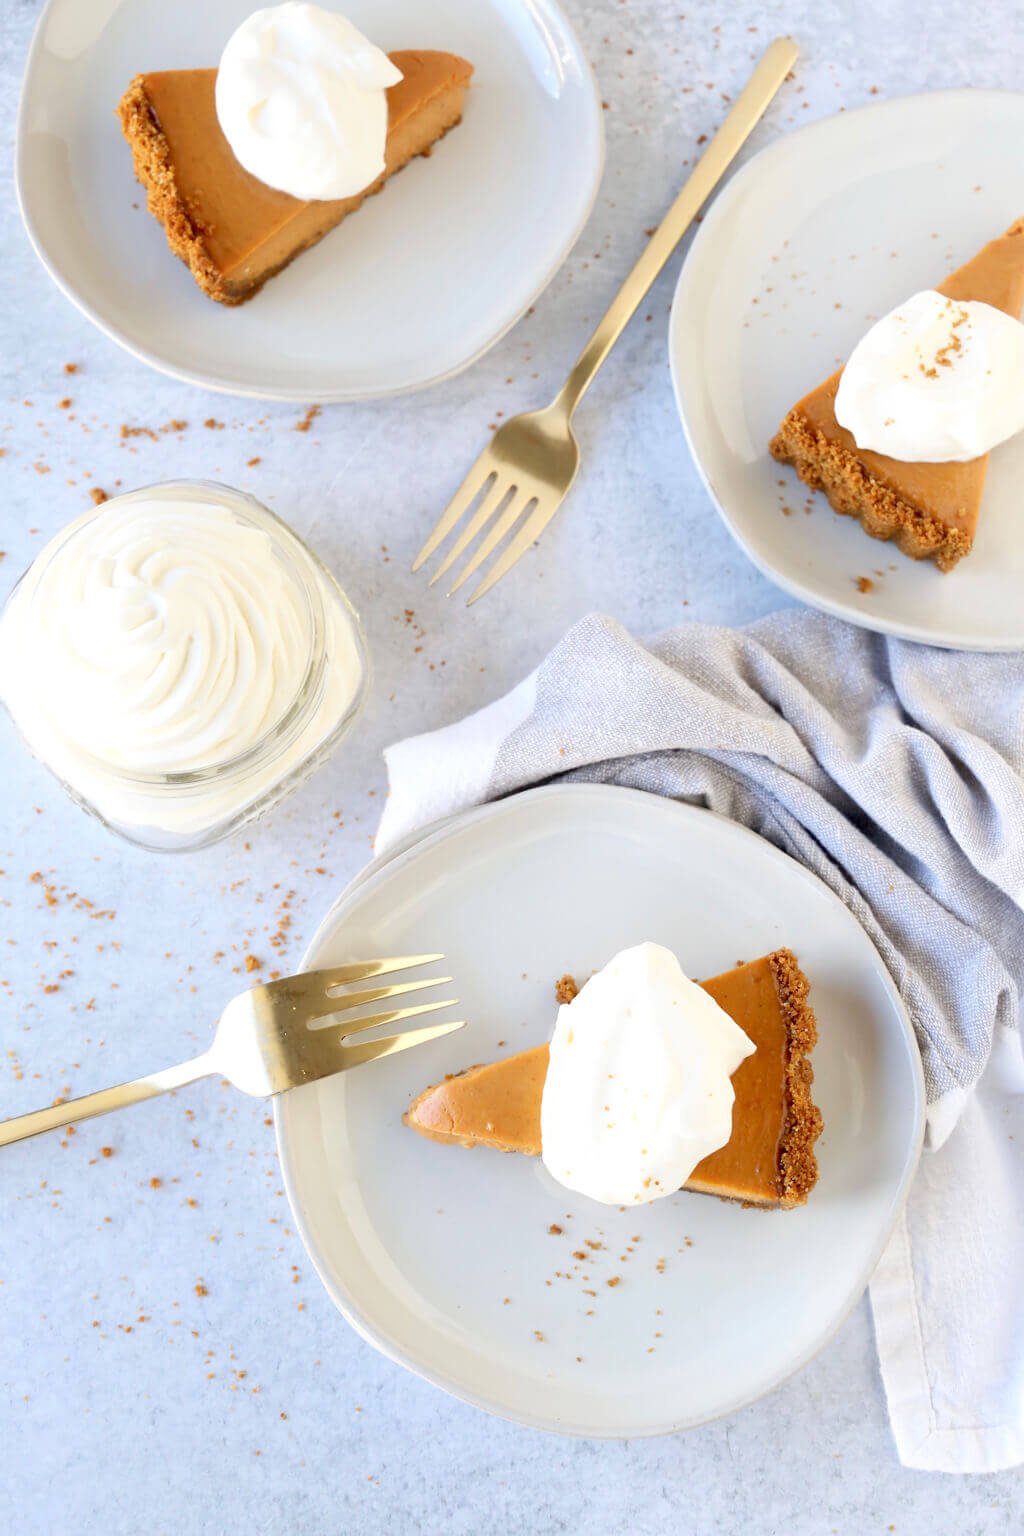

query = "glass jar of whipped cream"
[{"left": 0, "top": 482, "right": 369, "bottom": 851}]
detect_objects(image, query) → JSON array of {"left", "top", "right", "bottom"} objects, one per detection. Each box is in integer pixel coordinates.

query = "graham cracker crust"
[
  {"left": 767, "top": 948, "right": 822, "bottom": 1208},
  {"left": 117, "top": 77, "right": 239, "bottom": 305},
  {"left": 769, "top": 411, "right": 972, "bottom": 571},
  {"left": 554, "top": 974, "right": 579, "bottom": 1005}
]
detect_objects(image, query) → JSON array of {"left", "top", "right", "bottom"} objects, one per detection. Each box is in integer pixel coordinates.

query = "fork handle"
[
  {"left": 552, "top": 36, "right": 798, "bottom": 418},
  {"left": 0, "top": 1051, "right": 217, "bottom": 1149}
]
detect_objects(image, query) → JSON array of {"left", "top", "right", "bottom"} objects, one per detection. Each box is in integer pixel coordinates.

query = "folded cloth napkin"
[{"left": 378, "top": 610, "right": 1024, "bottom": 1472}]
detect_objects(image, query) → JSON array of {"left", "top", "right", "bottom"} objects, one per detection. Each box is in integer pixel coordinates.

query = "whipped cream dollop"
[
  {"left": 834, "top": 288, "right": 1024, "bottom": 462},
  {"left": 215, "top": 3, "right": 403, "bottom": 200},
  {"left": 0, "top": 487, "right": 365, "bottom": 839},
  {"left": 540, "top": 944, "right": 756, "bottom": 1206}
]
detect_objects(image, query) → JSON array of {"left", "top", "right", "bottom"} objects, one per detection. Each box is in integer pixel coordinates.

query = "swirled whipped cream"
[
  {"left": 215, "top": 3, "right": 403, "bottom": 200},
  {"left": 0, "top": 487, "right": 365, "bottom": 840},
  {"left": 540, "top": 944, "right": 756, "bottom": 1206},
  {"left": 835, "top": 289, "right": 1024, "bottom": 462}
]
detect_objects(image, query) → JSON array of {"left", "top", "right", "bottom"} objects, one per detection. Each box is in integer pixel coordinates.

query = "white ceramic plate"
[
  {"left": 17, "top": 0, "right": 603, "bottom": 401},
  {"left": 670, "top": 90, "right": 1024, "bottom": 651},
  {"left": 276, "top": 785, "right": 924, "bottom": 1436}
]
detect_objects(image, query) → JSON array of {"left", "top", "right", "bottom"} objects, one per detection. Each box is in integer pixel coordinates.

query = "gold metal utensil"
[
  {"left": 413, "top": 36, "right": 799, "bottom": 604},
  {"left": 0, "top": 955, "right": 462, "bottom": 1149}
]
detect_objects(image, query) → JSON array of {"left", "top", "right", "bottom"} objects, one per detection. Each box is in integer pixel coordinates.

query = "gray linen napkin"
[
  {"left": 382, "top": 610, "right": 1023, "bottom": 1128},
  {"left": 378, "top": 610, "right": 1024, "bottom": 1468}
]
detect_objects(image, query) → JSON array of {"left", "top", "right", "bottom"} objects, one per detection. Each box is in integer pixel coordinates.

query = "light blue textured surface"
[{"left": 1, "top": 0, "right": 1022, "bottom": 1530}]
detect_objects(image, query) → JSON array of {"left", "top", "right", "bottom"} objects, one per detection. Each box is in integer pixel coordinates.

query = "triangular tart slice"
[
  {"left": 404, "top": 951, "right": 822, "bottom": 1210},
  {"left": 118, "top": 51, "right": 473, "bottom": 305},
  {"left": 769, "top": 219, "right": 1024, "bottom": 569}
]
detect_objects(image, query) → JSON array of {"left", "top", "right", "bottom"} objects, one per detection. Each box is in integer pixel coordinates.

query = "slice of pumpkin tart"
[
  {"left": 769, "top": 219, "right": 1024, "bottom": 570},
  {"left": 118, "top": 50, "right": 473, "bottom": 305},
  {"left": 404, "top": 950, "right": 822, "bottom": 1210}
]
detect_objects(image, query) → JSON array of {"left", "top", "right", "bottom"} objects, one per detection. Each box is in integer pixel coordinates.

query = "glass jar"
[{"left": 0, "top": 481, "right": 370, "bottom": 851}]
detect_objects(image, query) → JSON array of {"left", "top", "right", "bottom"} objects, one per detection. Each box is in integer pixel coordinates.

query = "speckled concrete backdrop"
[{"left": 1, "top": 0, "right": 1022, "bottom": 1531}]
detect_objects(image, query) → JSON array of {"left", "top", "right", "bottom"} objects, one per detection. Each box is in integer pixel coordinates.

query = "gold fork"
[
  {"left": 0, "top": 955, "right": 462, "bottom": 1149},
  {"left": 413, "top": 36, "right": 798, "bottom": 604}
]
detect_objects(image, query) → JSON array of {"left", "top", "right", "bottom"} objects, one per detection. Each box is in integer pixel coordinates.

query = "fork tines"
[
  {"left": 413, "top": 454, "right": 559, "bottom": 605},
  {"left": 312, "top": 953, "right": 445, "bottom": 986},
  {"left": 301, "top": 954, "right": 464, "bottom": 1067}
]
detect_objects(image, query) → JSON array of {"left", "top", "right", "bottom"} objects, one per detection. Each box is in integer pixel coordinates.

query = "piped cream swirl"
[
  {"left": 0, "top": 487, "right": 365, "bottom": 839},
  {"left": 17, "top": 501, "right": 317, "bottom": 772}
]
